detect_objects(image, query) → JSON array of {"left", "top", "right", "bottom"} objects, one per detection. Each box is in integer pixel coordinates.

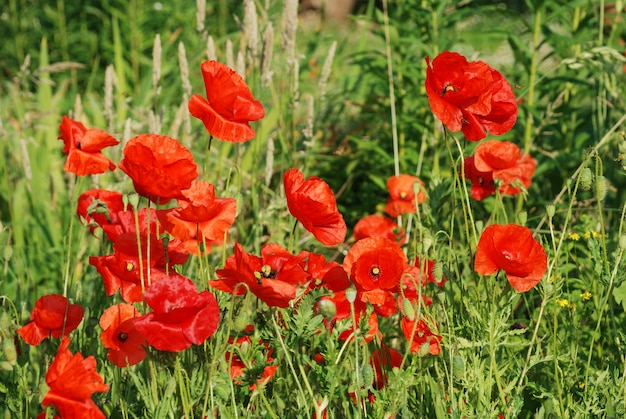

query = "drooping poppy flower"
[
  {"left": 284, "top": 168, "right": 347, "bottom": 246},
  {"left": 77, "top": 189, "right": 125, "bottom": 236},
  {"left": 401, "top": 317, "right": 441, "bottom": 355},
  {"left": 371, "top": 345, "right": 403, "bottom": 390},
  {"left": 58, "top": 116, "right": 119, "bottom": 176},
  {"left": 212, "top": 243, "right": 311, "bottom": 308},
  {"left": 471, "top": 140, "right": 536, "bottom": 197},
  {"left": 475, "top": 224, "right": 547, "bottom": 292},
  {"left": 99, "top": 304, "right": 146, "bottom": 367},
  {"left": 343, "top": 237, "right": 408, "bottom": 307},
  {"left": 119, "top": 134, "right": 199, "bottom": 204},
  {"left": 188, "top": 60, "right": 265, "bottom": 142},
  {"left": 463, "top": 156, "right": 497, "bottom": 201},
  {"left": 89, "top": 232, "right": 188, "bottom": 303},
  {"left": 133, "top": 275, "right": 220, "bottom": 352},
  {"left": 425, "top": 51, "right": 518, "bottom": 141},
  {"left": 303, "top": 251, "right": 350, "bottom": 293},
  {"left": 384, "top": 174, "right": 427, "bottom": 218},
  {"left": 157, "top": 180, "right": 237, "bottom": 255},
  {"left": 40, "top": 337, "right": 109, "bottom": 419},
  {"left": 353, "top": 214, "right": 405, "bottom": 244},
  {"left": 17, "top": 294, "right": 84, "bottom": 346}
]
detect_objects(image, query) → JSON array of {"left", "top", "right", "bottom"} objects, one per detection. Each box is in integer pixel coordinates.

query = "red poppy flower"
[
  {"left": 188, "top": 60, "right": 265, "bottom": 142},
  {"left": 157, "top": 180, "right": 237, "bottom": 255},
  {"left": 99, "top": 304, "right": 146, "bottom": 367},
  {"left": 77, "top": 189, "right": 125, "bottom": 236},
  {"left": 353, "top": 214, "right": 405, "bottom": 244},
  {"left": 133, "top": 275, "right": 220, "bottom": 352},
  {"left": 284, "top": 168, "right": 347, "bottom": 246},
  {"left": 17, "top": 295, "right": 84, "bottom": 346},
  {"left": 40, "top": 337, "right": 109, "bottom": 419},
  {"left": 371, "top": 346, "right": 403, "bottom": 390},
  {"left": 119, "top": 134, "right": 199, "bottom": 204},
  {"left": 475, "top": 224, "right": 547, "bottom": 292},
  {"left": 343, "top": 237, "right": 408, "bottom": 307},
  {"left": 303, "top": 251, "right": 350, "bottom": 293},
  {"left": 212, "top": 243, "right": 311, "bottom": 308},
  {"left": 89, "top": 233, "right": 188, "bottom": 303},
  {"left": 401, "top": 317, "right": 441, "bottom": 355},
  {"left": 384, "top": 174, "right": 427, "bottom": 218},
  {"left": 58, "top": 116, "right": 119, "bottom": 176},
  {"left": 425, "top": 51, "right": 518, "bottom": 141},
  {"left": 472, "top": 140, "right": 536, "bottom": 196}
]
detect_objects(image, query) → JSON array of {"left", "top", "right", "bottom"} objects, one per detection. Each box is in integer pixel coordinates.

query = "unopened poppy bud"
[
  {"left": 0, "top": 312, "right": 10, "bottom": 331},
  {"left": 233, "top": 311, "right": 250, "bottom": 332},
  {"left": 433, "top": 262, "right": 444, "bottom": 283},
  {"left": 475, "top": 220, "right": 484, "bottom": 235},
  {"left": 361, "top": 363, "right": 374, "bottom": 388},
  {"left": 402, "top": 298, "right": 416, "bottom": 321},
  {"left": 595, "top": 175, "right": 607, "bottom": 201},
  {"left": 317, "top": 299, "right": 336, "bottom": 320},
  {"left": 122, "top": 193, "right": 130, "bottom": 210},
  {"left": 422, "top": 236, "right": 433, "bottom": 254},
  {"left": 3, "top": 337, "right": 17, "bottom": 365},
  {"left": 546, "top": 204, "right": 555, "bottom": 219},
  {"left": 418, "top": 341, "right": 432, "bottom": 357},
  {"left": 3, "top": 245, "right": 12, "bottom": 264},
  {"left": 579, "top": 168, "right": 593, "bottom": 190},
  {"left": 0, "top": 361, "right": 13, "bottom": 372},
  {"left": 128, "top": 193, "right": 140, "bottom": 209},
  {"left": 345, "top": 286, "right": 357, "bottom": 304},
  {"left": 517, "top": 211, "right": 527, "bottom": 226},
  {"left": 619, "top": 235, "right": 626, "bottom": 250}
]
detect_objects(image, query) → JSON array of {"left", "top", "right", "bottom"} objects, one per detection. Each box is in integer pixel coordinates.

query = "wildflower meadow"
[{"left": 1, "top": 0, "right": 626, "bottom": 417}]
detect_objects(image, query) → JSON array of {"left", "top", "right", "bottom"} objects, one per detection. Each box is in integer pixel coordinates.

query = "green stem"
[{"left": 522, "top": 7, "right": 542, "bottom": 155}]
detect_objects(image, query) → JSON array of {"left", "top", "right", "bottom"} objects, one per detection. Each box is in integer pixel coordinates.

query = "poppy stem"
[
  {"left": 62, "top": 174, "right": 83, "bottom": 298},
  {"left": 288, "top": 219, "right": 298, "bottom": 253}
]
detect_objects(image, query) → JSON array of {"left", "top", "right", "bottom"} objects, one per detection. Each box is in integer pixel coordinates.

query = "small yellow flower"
[
  {"left": 581, "top": 292, "right": 592, "bottom": 301},
  {"left": 569, "top": 233, "right": 580, "bottom": 241},
  {"left": 592, "top": 231, "right": 602, "bottom": 238},
  {"left": 556, "top": 298, "right": 569, "bottom": 307},
  {"left": 583, "top": 231, "right": 591, "bottom": 240},
  {"left": 568, "top": 303, "right": 576, "bottom": 310},
  {"left": 578, "top": 381, "right": 585, "bottom": 390}
]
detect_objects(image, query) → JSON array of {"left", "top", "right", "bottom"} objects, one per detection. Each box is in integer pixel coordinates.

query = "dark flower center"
[
  {"left": 370, "top": 266, "right": 381, "bottom": 280},
  {"left": 441, "top": 84, "right": 456, "bottom": 97},
  {"left": 118, "top": 332, "right": 128, "bottom": 343},
  {"left": 254, "top": 264, "right": 277, "bottom": 284}
]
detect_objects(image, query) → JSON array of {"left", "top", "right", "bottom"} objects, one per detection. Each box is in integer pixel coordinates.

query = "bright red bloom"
[
  {"left": 89, "top": 233, "right": 188, "bottom": 303},
  {"left": 99, "top": 304, "right": 146, "bottom": 367},
  {"left": 475, "top": 224, "right": 547, "bottom": 292},
  {"left": 401, "top": 317, "right": 441, "bottom": 355},
  {"left": 425, "top": 51, "right": 518, "bottom": 141},
  {"left": 303, "top": 251, "right": 350, "bottom": 293},
  {"left": 134, "top": 276, "right": 220, "bottom": 352},
  {"left": 41, "top": 337, "right": 109, "bottom": 419},
  {"left": 119, "top": 134, "right": 198, "bottom": 204},
  {"left": 284, "top": 168, "right": 347, "bottom": 246},
  {"left": 189, "top": 60, "right": 265, "bottom": 142},
  {"left": 343, "top": 237, "right": 408, "bottom": 307},
  {"left": 77, "top": 189, "right": 125, "bottom": 236},
  {"left": 58, "top": 116, "right": 119, "bottom": 176},
  {"left": 18, "top": 295, "right": 84, "bottom": 346},
  {"left": 371, "top": 346, "right": 403, "bottom": 390},
  {"left": 384, "top": 174, "right": 427, "bottom": 218},
  {"left": 212, "top": 243, "right": 311, "bottom": 308},
  {"left": 353, "top": 214, "right": 405, "bottom": 244},
  {"left": 463, "top": 156, "right": 496, "bottom": 200},
  {"left": 157, "top": 180, "right": 237, "bottom": 255}
]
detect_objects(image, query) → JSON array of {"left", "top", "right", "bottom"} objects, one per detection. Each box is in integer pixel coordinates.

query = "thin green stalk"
[
  {"left": 522, "top": 7, "right": 542, "bottom": 155},
  {"left": 382, "top": 0, "right": 400, "bottom": 177},
  {"left": 175, "top": 357, "right": 193, "bottom": 419},
  {"left": 62, "top": 175, "right": 83, "bottom": 297}
]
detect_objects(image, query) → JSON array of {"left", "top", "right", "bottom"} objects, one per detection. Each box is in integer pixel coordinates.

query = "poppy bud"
[
  {"left": 361, "top": 363, "right": 374, "bottom": 388},
  {"left": 402, "top": 298, "right": 416, "bottom": 321},
  {"left": 233, "top": 311, "right": 250, "bottom": 332},
  {"left": 517, "top": 211, "right": 527, "bottom": 226},
  {"left": 3, "top": 245, "right": 12, "bottom": 264},
  {"left": 345, "top": 286, "right": 357, "bottom": 304},
  {"left": 475, "top": 220, "right": 484, "bottom": 235},
  {"left": 433, "top": 263, "right": 444, "bottom": 283},
  {"left": 422, "top": 236, "right": 433, "bottom": 255},
  {"left": 595, "top": 176, "right": 607, "bottom": 201},
  {"left": 2, "top": 337, "right": 16, "bottom": 365},
  {"left": 619, "top": 235, "right": 626, "bottom": 250},
  {"left": 0, "top": 312, "right": 9, "bottom": 331},
  {"left": 546, "top": 204, "right": 555, "bottom": 219},
  {"left": 0, "top": 361, "right": 13, "bottom": 371},
  {"left": 317, "top": 299, "right": 336, "bottom": 320},
  {"left": 128, "top": 193, "right": 140, "bottom": 209},
  {"left": 579, "top": 168, "right": 593, "bottom": 190},
  {"left": 418, "top": 341, "right": 432, "bottom": 357}
]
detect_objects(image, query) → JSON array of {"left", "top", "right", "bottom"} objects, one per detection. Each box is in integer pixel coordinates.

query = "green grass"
[{"left": 1, "top": 0, "right": 626, "bottom": 417}]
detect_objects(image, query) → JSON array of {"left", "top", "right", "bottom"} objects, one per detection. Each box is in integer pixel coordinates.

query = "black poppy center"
[
  {"left": 370, "top": 266, "right": 381, "bottom": 279},
  {"left": 254, "top": 264, "right": 277, "bottom": 284},
  {"left": 118, "top": 332, "right": 129, "bottom": 343}
]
